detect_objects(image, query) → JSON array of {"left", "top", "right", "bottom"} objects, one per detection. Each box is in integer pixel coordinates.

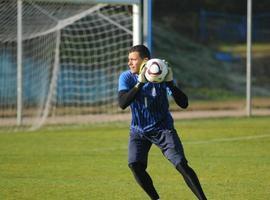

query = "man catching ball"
[{"left": 118, "top": 44, "right": 207, "bottom": 200}]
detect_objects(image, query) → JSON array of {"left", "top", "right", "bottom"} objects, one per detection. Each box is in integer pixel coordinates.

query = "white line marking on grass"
[{"left": 185, "top": 134, "right": 270, "bottom": 145}]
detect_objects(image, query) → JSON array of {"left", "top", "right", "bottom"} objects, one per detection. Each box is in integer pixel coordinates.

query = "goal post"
[
  {"left": 17, "top": 0, "right": 23, "bottom": 126},
  {"left": 0, "top": 0, "right": 150, "bottom": 130}
]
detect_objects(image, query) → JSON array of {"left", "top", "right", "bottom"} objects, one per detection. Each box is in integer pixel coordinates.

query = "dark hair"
[{"left": 129, "top": 44, "right": 151, "bottom": 59}]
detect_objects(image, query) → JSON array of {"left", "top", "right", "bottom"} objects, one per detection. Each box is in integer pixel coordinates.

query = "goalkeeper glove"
[
  {"left": 137, "top": 60, "right": 147, "bottom": 83},
  {"left": 162, "top": 59, "right": 169, "bottom": 67},
  {"left": 164, "top": 67, "right": 173, "bottom": 82},
  {"left": 138, "top": 66, "right": 147, "bottom": 83},
  {"left": 139, "top": 60, "right": 147, "bottom": 74}
]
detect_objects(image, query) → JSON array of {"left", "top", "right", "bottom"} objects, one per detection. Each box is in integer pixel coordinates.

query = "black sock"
[
  {"left": 129, "top": 162, "right": 159, "bottom": 200},
  {"left": 176, "top": 161, "right": 207, "bottom": 200}
]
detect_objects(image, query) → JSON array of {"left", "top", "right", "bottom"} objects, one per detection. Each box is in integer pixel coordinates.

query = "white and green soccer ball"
[{"left": 145, "top": 58, "right": 168, "bottom": 83}]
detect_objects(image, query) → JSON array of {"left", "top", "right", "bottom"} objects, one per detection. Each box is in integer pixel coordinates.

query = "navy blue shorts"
[{"left": 128, "top": 129, "right": 187, "bottom": 167}]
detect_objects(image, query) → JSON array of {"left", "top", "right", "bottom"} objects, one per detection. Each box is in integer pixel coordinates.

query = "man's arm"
[
  {"left": 118, "top": 82, "right": 144, "bottom": 110},
  {"left": 166, "top": 81, "right": 188, "bottom": 109},
  {"left": 118, "top": 66, "right": 147, "bottom": 110},
  {"left": 163, "top": 67, "right": 188, "bottom": 109}
]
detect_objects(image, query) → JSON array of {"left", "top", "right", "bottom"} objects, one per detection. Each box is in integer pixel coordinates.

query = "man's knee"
[
  {"left": 128, "top": 162, "right": 147, "bottom": 173},
  {"left": 176, "top": 159, "right": 191, "bottom": 175}
]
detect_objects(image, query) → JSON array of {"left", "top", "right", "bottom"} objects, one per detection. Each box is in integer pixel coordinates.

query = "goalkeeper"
[{"left": 118, "top": 44, "right": 207, "bottom": 200}]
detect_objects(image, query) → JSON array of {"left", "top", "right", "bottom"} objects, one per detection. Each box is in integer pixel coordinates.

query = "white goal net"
[{"left": 0, "top": 0, "right": 136, "bottom": 130}]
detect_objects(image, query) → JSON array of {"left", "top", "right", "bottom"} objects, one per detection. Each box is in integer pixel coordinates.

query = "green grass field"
[{"left": 0, "top": 116, "right": 269, "bottom": 200}]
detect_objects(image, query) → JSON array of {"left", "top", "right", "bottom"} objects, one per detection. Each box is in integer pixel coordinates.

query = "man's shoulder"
[
  {"left": 119, "top": 70, "right": 137, "bottom": 84},
  {"left": 119, "top": 70, "right": 133, "bottom": 78},
  {"left": 118, "top": 70, "right": 137, "bottom": 91}
]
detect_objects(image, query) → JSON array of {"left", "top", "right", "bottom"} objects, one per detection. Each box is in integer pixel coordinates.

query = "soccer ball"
[{"left": 145, "top": 58, "right": 168, "bottom": 83}]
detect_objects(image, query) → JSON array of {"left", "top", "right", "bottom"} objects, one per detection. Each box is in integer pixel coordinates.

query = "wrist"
[
  {"left": 135, "top": 82, "right": 144, "bottom": 89},
  {"left": 166, "top": 81, "right": 175, "bottom": 88}
]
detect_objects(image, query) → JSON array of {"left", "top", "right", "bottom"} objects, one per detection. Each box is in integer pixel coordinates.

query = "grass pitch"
[{"left": 0, "top": 116, "right": 269, "bottom": 200}]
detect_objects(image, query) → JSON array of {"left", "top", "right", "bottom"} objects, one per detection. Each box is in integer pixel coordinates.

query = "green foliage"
[
  {"left": 186, "top": 87, "right": 238, "bottom": 100},
  {"left": 153, "top": 0, "right": 270, "bottom": 18},
  {"left": 0, "top": 117, "right": 269, "bottom": 199},
  {"left": 152, "top": 23, "right": 247, "bottom": 99}
]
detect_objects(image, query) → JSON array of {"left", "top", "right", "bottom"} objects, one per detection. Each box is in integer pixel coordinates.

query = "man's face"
[{"left": 128, "top": 51, "right": 148, "bottom": 74}]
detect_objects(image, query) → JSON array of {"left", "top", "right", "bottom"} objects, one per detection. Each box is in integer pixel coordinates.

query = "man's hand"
[
  {"left": 162, "top": 59, "right": 169, "bottom": 67},
  {"left": 138, "top": 66, "right": 147, "bottom": 83},
  {"left": 139, "top": 61, "right": 147, "bottom": 74},
  {"left": 164, "top": 67, "right": 173, "bottom": 82}
]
